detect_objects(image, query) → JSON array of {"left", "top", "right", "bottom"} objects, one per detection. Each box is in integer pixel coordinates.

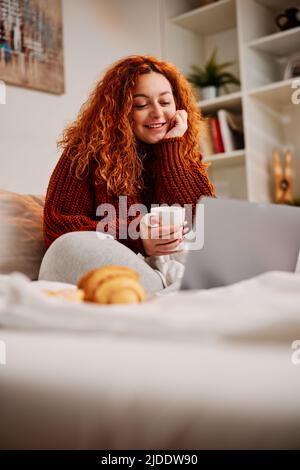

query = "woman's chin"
[{"left": 145, "top": 132, "right": 168, "bottom": 144}]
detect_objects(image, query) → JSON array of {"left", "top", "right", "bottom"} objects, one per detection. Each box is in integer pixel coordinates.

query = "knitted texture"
[{"left": 43, "top": 137, "right": 215, "bottom": 255}]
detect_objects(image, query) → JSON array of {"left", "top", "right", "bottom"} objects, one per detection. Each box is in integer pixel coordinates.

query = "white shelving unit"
[
  {"left": 171, "top": 0, "right": 236, "bottom": 35},
  {"left": 248, "top": 27, "right": 300, "bottom": 57},
  {"left": 204, "top": 149, "right": 245, "bottom": 167},
  {"left": 163, "top": 0, "right": 300, "bottom": 202},
  {"left": 198, "top": 90, "right": 242, "bottom": 113},
  {"left": 247, "top": 78, "right": 297, "bottom": 105}
]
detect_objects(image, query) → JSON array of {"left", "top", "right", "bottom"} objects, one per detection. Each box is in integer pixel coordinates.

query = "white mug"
[{"left": 142, "top": 206, "right": 186, "bottom": 252}]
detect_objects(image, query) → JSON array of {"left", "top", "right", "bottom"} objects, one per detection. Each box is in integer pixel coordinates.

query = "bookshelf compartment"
[
  {"left": 167, "top": 16, "right": 241, "bottom": 86},
  {"left": 255, "top": 1, "right": 300, "bottom": 13},
  {"left": 208, "top": 163, "right": 248, "bottom": 199},
  {"left": 247, "top": 27, "right": 300, "bottom": 58},
  {"left": 242, "top": 46, "right": 289, "bottom": 90},
  {"left": 164, "top": 0, "right": 300, "bottom": 202},
  {"left": 239, "top": 0, "right": 300, "bottom": 43},
  {"left": 247, "top": 78, "right": 298, "bottom": 108},
  {"left": 199, "top": 91, "right": 242, "bottom": 113},
  {"left": 171, "top": 0, "right": 236, "bottom": 35},
  {"left": 204, "top": 149, "right": 245, "bottom": 168},
  {"left": 245, "top": 94, "right": 300, "bottom": 202},
  {"left": 201, "top": 103, "right": 244, "bottom": 159}
]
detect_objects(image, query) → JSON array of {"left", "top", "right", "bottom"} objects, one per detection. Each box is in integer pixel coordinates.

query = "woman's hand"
[
  {"left": 140, "top": 217, "right": 189, "bottom": 257},
  {"left": 164, "top": 110, "right": 188, "bottom": 139}
]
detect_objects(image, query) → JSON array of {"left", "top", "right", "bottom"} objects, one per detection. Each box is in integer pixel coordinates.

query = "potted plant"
[{"left": 187, "top": 48, "right": 240, "bottom": 100}]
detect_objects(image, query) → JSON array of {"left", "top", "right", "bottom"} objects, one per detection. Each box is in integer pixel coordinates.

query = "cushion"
[{"left": 0, "top": 189, "right": 46, "bottom": 280}]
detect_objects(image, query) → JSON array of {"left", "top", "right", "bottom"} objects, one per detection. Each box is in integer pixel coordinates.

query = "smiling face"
[{"left": 130, "top": 72, "right": 176, "bottom": 144}]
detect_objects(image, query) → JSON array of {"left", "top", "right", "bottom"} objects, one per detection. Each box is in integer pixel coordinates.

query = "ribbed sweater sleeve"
[
  {"left": 43, "top": 150, "right": 98, "bottom": 249},
  {"left": 43, "top": 150, "right": 146, "bottom": 255},
  {"left": 152, "top": 137, "right": 215, "bottom": 208}
]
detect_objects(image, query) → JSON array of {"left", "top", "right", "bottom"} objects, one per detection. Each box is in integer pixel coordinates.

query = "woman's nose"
[{"left": 149, "top": 103, "right": 163, "bottom": 118}]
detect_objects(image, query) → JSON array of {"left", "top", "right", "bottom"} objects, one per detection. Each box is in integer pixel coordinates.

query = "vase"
[
  {"left": 201, "top": 86, "right": 217, "bottom": 100},
  {"left": 275, "top": 7, "right": 300, "bottom": 31}
]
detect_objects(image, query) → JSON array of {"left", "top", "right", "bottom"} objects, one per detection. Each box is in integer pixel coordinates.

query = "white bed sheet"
[{"left": 0, "top": 272, "right": 300, "bottom": 449}]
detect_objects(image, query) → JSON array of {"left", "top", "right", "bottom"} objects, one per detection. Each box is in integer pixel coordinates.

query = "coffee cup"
[{"left": 142, "top": 206, "right": 186, "bottom": 251}]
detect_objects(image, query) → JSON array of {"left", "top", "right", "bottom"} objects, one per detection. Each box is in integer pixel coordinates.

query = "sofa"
[{"left": 0, "top": 188, "right": 46, "bottom": 280}]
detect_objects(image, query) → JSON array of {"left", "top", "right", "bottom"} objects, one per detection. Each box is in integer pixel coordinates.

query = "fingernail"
[{"left": 150, "top": 217, "right": 159, "bottom": 227}]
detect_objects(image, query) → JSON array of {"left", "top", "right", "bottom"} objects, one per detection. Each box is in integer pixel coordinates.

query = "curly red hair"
[{"left": 58, "top": 55, "right": 205, "bottom": 197}]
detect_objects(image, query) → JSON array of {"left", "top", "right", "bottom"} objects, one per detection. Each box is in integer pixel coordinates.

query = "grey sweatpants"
[{"left": 38, "top": 231, "right": 164, "bottom": 295}]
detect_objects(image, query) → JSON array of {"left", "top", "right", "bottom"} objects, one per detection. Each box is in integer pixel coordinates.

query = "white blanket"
[
  {"left": 0, "top": 271, "right": 300, "bottom": 342},
  {"left": 1, "top": 271, "right": 300, "bottom": 449}
]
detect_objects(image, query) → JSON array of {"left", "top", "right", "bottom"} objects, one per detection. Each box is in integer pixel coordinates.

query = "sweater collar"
[{"left": 136, "top": 139, "right": 156, "bottom": 163}]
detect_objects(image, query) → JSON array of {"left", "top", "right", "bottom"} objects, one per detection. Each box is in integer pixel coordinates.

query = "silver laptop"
[{"left": 180, "top": 197, "right": 300, "bottom": 290}]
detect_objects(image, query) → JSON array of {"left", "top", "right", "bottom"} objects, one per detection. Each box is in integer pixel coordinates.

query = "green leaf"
[{"left": 186, "top": 47, "right": 240, "bottom": 90}]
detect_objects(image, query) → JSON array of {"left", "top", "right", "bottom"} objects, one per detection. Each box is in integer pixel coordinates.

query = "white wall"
[{"left": 0, "top": 0, "right": 163, "bottom": 194}]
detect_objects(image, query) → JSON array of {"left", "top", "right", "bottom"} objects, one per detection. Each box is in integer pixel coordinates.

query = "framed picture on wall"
[
  {"left": 0, "top": 0, "right": 64, "bottom": 94},
  {"left": 284, "top": 55, "right": 300, "bottom": 80}
]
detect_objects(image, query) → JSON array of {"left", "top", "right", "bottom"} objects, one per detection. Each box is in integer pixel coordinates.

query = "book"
[
  {"left": 200, "top": 116, "right": 215, "bottom": 156},
  {"left": 210, "top": 116, "right": 225, "bottom": 154},
  {"left": 217, "top": 109, "right": 244, "bottom": 153}
]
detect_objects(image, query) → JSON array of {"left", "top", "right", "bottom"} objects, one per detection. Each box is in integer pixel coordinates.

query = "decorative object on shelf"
[
  {"left": 287, "top": 196, "right": 300, "bottom": 207},
  {"left": 187, "top": 48, "right": 240, "bottom": 101},
  {"left": 217, "top": 109, "right": 244, "bottom": 153},
  {"left": 283, "top": 54, "right": 300, "bottom": 80},
  {"left": 275, "top": 7, "right": 300, "bottom": 31},
  {"left": 201, "top": 86, "right": 217, "bottom": 100},
  {"left": 0, "top": 0, "right": 64, "bottom": 94},
  {"left": 272, "top": 149, "right": 293, "bottom": 204}
]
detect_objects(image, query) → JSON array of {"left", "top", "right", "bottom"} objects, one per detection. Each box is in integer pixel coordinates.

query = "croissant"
[
  {"left": 77, "top": 265, "right": 145, "bottom": 304},
  {"left": 44, "top": 288, "right": 84, "bottom": 302}
]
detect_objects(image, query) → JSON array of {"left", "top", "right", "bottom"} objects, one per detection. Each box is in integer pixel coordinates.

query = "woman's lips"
[{"left": 145, "top": 123, "right": 166, "bottom": 131}]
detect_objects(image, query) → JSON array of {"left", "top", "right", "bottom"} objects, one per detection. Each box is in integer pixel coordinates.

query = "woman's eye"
[{"left": 134, "top": 102, "right": 170, "bottom": 109}]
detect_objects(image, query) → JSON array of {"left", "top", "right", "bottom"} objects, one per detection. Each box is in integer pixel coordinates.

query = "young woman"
[{"left": 38, "top": 55, "right": 215, "bottom": 293}]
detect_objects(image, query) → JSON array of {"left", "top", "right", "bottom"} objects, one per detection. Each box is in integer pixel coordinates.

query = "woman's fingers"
[
  {"left": 142, "top": 216, "right": 190, "bottom": 255},
  {"left": 148, "top": 224, "right": 183, "bottom": 239},
  {"left": 164, "top": 109, "right": 188, "bottom": 139},
  {"left": 158, "top": 229, "right": 183, "bottom": 243},
  {"left": 155, "top": 238, "right": 182, "bottom": 254},
  {"left": 168, "top": 115, "right": 176, "bottom": 130},
  {"left": 175, "top": 110, "right": 188, "bottom": 127}
]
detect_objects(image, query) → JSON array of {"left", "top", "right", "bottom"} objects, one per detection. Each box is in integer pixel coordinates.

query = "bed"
[
  {"left": 1, "top": 188, "right": 300, "bottom": 449},
  {"left": 1, "top": 270, "right": 300, "bottom": 449}
]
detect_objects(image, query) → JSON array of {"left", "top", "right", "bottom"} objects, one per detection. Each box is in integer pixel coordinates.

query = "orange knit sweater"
[{"left": 43, "top": 137, "right": 215, "bottom": 255}]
